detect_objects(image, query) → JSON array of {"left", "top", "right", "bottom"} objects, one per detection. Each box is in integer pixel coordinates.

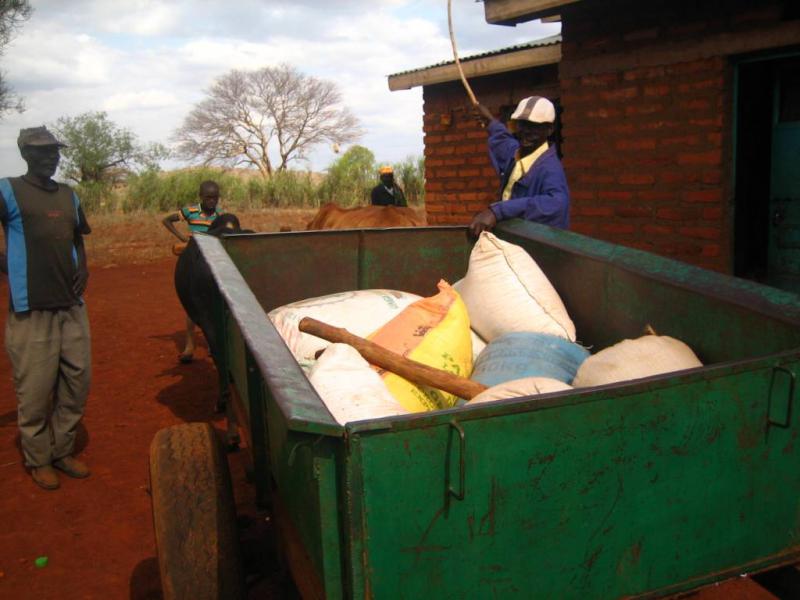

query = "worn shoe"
[
  {"left": 31, "top": 466, "right": 60, "bottom": 490},
  {"left": 53, "top": 456, "right": 90, "bottom": 479}
]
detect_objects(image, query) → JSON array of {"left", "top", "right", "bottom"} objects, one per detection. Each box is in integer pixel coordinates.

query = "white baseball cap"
[{"left": 510, "top": 96, "right": 555, "bottom": 124}]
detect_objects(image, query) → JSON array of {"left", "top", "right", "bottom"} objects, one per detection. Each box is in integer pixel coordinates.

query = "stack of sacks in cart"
[
  {"left": 267, "top": 231, "right": 703, "bottom": 423},
  {"left": 454, "top": 231, "right": 587, "bottom": 404},
  {"left": 456, "top": 232, "right": 703, "bottom": 405},
  {"left": 268, "top": 282, "right": 483, "bottom": 424}
]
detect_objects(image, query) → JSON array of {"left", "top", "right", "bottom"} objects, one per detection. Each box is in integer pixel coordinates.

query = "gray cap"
[{"left": 17, "top": 126, "right": 67, "bottom": 149}]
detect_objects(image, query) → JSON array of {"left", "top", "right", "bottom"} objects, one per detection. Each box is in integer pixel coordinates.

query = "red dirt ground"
[
  {"left": 0, "top": 258, "right": 291, "bottom": 600},
  {"left": 0, "top": 256, "right": 793, "bottom": 599}
]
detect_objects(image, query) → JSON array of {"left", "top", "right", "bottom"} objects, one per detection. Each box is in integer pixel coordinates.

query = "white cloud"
[
  {"left": 103, "top": 90, "right": 181, "bottom": 112},
  {"left": 0, "top": 0, "right": 559, "bottom": 177},
  {"left": 6, "top": 27, "right": 118, "bottom": 90}
]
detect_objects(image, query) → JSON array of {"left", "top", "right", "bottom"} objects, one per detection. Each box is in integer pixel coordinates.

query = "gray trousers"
[{"left": 5, "top": 305, "right": 92, "bottom": 467}]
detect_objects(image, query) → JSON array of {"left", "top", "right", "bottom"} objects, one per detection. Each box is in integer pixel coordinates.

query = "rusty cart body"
[{"left": 183, "top": 221, "right": 800, "bottom": 599}]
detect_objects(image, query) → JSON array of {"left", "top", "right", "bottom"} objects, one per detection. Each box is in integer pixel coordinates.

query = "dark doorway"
[{"left": 734, "top": 54, "right": 800, "bottom": 292}]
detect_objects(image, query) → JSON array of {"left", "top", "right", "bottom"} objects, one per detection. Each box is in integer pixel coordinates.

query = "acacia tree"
[
  {"left": 173, "top": 64, "right": 362, "bottom": 178},
  {"left": 0, "top": 0, "right": 32, "bottom": 118},
  {"left": 53, "top": 111, "right": 169, "bottom": 183}
]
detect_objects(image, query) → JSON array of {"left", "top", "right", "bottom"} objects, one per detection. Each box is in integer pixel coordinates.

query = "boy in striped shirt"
[{"left": 162, "top": 180, "right": 221, "bottom": 363}]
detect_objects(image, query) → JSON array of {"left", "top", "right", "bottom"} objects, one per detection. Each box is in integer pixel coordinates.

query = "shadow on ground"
[
  {"left": 128, "top": 515, "right": 300, "bottom": 600},
  {"left": 130, "top": 557, "right": 162, "bottom": 600},
  {"left": 152, "top": 353, "right": 221, "bottom": 425}
]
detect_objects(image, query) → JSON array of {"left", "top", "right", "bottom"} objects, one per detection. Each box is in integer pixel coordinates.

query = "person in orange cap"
[{"left": 370, "top": 165, "right": 407, "bottom": 207}]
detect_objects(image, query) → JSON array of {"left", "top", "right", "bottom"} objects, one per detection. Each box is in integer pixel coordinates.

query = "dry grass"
[{"left": 85, "top": 208, "right": 318, "bottom": 268}]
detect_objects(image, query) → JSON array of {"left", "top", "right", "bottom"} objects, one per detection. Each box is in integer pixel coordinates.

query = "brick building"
[{"left": 389, "top": 0, "right": 800, "bottom": 290}]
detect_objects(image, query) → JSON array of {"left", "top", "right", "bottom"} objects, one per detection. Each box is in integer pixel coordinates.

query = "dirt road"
[{"left": 0, "top": 258, "right": 280, "bottom": 599}]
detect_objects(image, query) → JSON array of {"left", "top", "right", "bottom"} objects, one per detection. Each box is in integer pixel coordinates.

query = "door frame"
[{"left": 732, "top": 48, "right": 800, "bottom": 282}]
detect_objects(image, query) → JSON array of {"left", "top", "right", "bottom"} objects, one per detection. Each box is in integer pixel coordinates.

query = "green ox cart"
[{"left": 149, "top": 222, "right": 800, "bottom": 599}]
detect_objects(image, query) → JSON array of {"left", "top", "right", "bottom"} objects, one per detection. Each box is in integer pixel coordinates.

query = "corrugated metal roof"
[{"left": 388, "top": 34, "right": 561, "bottom": 78}]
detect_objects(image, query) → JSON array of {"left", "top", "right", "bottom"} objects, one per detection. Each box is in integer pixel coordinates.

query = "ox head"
[{"left": 207, "top": 213, "right": 253, "bottom": 236}]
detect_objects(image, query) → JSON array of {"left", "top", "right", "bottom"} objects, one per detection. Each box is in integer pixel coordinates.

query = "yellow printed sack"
[{"left": 368, "top": 280, "right": 473, "bottom": 412}]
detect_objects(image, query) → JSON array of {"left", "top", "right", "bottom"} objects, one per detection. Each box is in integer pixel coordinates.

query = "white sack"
[
  {"left": 470, "top": 330, "right": 487, "bottom": 363},
  {"left": 573, "top": 335, "right": 702, "bottom": 388},
  {"left": 269, "top": 289, "right": 421, "bottom": 363},
  {"left": 455, "top": 232, "right": 576, "bottom": 342},
  {"left": 308, "top": 344, "right": 409, "bottom": 424},
  {"left": 454, "top": 281, "right": 487, "bottom": 361},
  {"left": 468, "top": 377, "right": 572, "bottom": 405}
]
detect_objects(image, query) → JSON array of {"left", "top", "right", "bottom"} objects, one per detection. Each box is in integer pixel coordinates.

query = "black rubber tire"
[{"left": 149, "top": 423, "right": 244, "bottom": 600}]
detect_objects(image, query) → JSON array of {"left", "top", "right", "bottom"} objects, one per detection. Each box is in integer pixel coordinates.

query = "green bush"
[
  {"left": 318, "top": 145, "right": 376, "bottom": 207},
  {"left": 391, "top": 155, "right": 425, "bottom": 206},
  {"left": 74, "top": 181, "right": 116, "bottom": 213},
  {"left": 264, "top": 170, "right": 318, "bottom": 208}
]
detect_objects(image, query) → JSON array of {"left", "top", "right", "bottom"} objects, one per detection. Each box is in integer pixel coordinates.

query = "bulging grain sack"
[
  {"left": 453, "top": 282, "right": 487, "bottom": 362},
  {"left": 468, "top": 377, "right": 572, "bottom": 405},
  {"left": 308, "top": 344, "right": 409, "bottom": 424},
  {"left": 573, "top": 334, "right": 702, "bottom": 388},
  {"left": 455, "top": 232, "right": 576, "bottom": 342},
  {"left": 471, "top": 331, "right": 589, "bottom": 388},
  {"left": 369, "top": 280, "right": 473, "bottom": 412},
  {"left": 268, "top": 289, "right": 421, "bottom": 364}
]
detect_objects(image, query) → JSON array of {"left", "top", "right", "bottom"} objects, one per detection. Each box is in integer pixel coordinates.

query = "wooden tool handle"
[{"left": 299, "top": 317, "right": 487, "bottom": 400}]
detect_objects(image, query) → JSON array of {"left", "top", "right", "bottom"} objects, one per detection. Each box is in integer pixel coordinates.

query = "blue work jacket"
[{"left": 486, "top": 120, "right": 570, "bottom": 229}]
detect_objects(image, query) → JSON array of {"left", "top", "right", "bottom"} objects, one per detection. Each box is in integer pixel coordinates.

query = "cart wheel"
[{"left": 149, "top": 423, "right": 244, "bottom": 600}]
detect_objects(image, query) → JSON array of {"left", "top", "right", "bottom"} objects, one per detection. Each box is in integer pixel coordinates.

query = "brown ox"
[{"left": 306, "top": 203, "right": 426, "bottom": 230}]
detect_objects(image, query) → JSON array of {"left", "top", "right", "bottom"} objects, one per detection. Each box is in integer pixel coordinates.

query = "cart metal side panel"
[
  {"left": 266, "top": 400, "right": 345, "bottom": 599},
  {"left": 355, "top": 228, "right": 471, "bottom": 294},
  {"left": 498, "top": 222, "right": 800, "bottom": 361},
  {"left": 225, "top": 312, "right": 249, "bottom": 420},
  {"left": 195, "top": 222, "right": 800, "bottom": 598},
  {"left": 347, "top": 362, "right": 800, "bottom": 599},
  {"left": 224, "top": 231, "right": 361, "bottom": 312},
  {"left": 197, "top": 234, "right": 340, "bottom": 435},
  {"left": 222, "top": 227, "right": 471, "bottom": 311}
]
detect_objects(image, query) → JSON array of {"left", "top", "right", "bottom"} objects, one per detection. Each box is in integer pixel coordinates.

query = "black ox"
[{"left": 174, "top": 213, "right": 251, "bottom": 446}]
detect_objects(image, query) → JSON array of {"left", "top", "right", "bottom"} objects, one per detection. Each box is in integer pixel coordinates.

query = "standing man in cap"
[
  {"left": 469, "top": 96, "right": 570, "bottom": 235},
  {"left": 370, "top": 165, "right": 407, "bottom": 207},
  {"left": 0, "top": 126, "right": 92, "bottom": 490}
]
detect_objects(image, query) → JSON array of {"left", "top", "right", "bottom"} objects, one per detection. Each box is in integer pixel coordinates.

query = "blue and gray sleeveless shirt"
[{"left": 0, "top": 177, "right": 91, "bottom": 312}]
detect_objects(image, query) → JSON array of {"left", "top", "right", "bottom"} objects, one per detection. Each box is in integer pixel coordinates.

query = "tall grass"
[
  {"left": 74, "top": 154, "right": 425, "bottom": 214},
  {"left": 73, "top": 181, "right": 118, "bottom": 214}
]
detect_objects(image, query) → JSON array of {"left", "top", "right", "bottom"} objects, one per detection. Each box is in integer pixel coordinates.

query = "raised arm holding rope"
[
  {"left": 469, "top": 96, "right": 570, "bottom": 236},
  {"left": 445, "top": 2, "right": 569, "bottom": 236}
]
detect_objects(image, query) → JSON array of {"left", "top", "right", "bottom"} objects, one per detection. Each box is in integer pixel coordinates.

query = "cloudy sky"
[{"left": 0, "top": 0, "right": 558, "bottom": 177}]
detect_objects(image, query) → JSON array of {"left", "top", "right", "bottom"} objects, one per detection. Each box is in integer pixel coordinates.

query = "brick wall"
[
  {"left": 421, "top": 0, "right": 795, "bottom": 274},
  {"left": 422, "top": 66, "right": 559, "bottom": 225},
  {"left": 562, "top": 57, "right": 730, "bottom": 271},
  {"left": 559, "top": 0, "right": 792, "bottom": 272}
]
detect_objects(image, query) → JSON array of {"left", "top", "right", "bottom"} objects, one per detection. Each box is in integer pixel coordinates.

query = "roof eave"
[
  {"left": 388, "top": 43, "right": 561, "bottom": 91},
  {"left": 483, "top": 0, "right": 582, "bottom": 25}
]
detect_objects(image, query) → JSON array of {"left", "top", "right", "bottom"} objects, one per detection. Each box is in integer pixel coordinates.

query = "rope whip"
[{"left": 447, "top": 0, "right": 478, "bottom": 106}]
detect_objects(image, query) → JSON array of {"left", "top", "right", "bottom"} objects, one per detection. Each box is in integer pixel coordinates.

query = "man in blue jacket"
[{"left": 469, "top": 96, "right": 570, "bottom": 236}]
